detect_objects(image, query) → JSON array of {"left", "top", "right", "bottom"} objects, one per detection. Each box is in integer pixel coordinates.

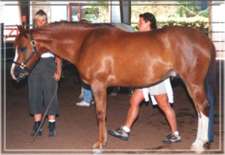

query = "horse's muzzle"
[{"left": 14, "top": 66, "right": 30, "bottom": 82}]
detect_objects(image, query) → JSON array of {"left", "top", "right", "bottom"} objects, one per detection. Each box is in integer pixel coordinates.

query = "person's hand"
[
  {"left": 54, "top": 56, "right": 62, "bottom": 81},
  {"left": 54, "top": 70, "right": 61, "bottom": 81}
]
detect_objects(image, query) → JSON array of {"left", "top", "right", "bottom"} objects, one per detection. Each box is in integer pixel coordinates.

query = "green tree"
[
  {"left": 176, "top": 0, "right": 208, "bottom": 17},
  {"left": 82, "top": 0, "right": 109, "bottom": 23}
]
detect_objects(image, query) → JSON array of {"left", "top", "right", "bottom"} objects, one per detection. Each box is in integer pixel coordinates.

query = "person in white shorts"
[{"left": 108, "top": 12, "right": 181, "bottom": 144}]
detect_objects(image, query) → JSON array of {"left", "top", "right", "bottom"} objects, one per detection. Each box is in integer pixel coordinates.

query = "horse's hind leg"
[
  {"left": 91, "top": 80, "right": 107, "bottom": 150},
  {"left": 184, "top": 80, "right": 209, "bottom": 153}
]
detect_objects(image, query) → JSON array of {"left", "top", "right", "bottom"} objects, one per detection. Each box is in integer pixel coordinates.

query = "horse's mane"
[
  {"left": 37, "top": 21, "right": 116, "bottom": 32},
  {"left": 55, "top": 21, "right": 114, "bottom": 26}
]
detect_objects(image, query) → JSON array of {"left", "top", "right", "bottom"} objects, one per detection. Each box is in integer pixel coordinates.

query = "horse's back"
[
  {"left": 157, "top": 26, "right": 215, "bottom": 66},
  {"left": 163, "top": 26, "right": 215, "bottom": 56}
]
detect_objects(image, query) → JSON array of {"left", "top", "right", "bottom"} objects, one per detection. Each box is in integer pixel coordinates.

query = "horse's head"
[{"left": 10, "top": 26, "right": 41, "bottom": 82}]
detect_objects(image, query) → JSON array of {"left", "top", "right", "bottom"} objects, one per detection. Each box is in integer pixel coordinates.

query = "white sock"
[
  {"left": 122, "top": 126, "right": 130, "bottom": 133},
  {"left": 173, "top": 131, "right": 179, "bottom": 136},
  {"left": 48, "top": 119, "right": 55, "bottom": 123}
]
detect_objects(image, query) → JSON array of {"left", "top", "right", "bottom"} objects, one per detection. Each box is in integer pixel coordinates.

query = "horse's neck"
[{"left": 32, "top": 28, "right": 92, "bottom": 65}]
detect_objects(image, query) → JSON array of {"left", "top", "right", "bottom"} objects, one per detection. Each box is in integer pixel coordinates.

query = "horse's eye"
[{"left": 19, "top": 47, "right": 27, "bottom": 52}]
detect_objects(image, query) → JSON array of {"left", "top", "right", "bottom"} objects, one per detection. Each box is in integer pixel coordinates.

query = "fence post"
[
  {"left": 1, "top": 23, "right": 4, "bottom": 54},
  {"left": 0, "top": 23, "right": 5, "bottom": 103},
  {"left": 119, "top": 0, "right": 131, "bottom": 25}
]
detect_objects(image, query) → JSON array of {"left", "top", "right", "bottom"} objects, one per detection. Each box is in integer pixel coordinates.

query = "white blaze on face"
[{"left": 10, "top": 47, "right": 18, "bottom": 80}]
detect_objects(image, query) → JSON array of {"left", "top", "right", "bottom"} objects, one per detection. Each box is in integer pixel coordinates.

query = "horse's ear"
[
  {"left": 17, "top": 25, "right": 27, "bottom": 34},
  {"left": 17, "top": 25, "right": 31, "bottom": 39},
  {"left": 17, "top": 25, "right": 23, "bottom": 32}
]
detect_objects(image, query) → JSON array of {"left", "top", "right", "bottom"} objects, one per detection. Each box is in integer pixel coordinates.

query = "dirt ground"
[{"left": 2, "top": 61, "right": 224, "bottom": 154}]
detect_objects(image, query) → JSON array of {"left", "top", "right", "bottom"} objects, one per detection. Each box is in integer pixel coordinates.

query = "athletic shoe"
[
  {"left": 108, "top": 128, "right": 129, "bottom": 141},
  {"left": 76, "top": 100, "right": 91, "bottom": 107},
  {"left": 162, "top": 133, "right": 181, "bottom": 144}
]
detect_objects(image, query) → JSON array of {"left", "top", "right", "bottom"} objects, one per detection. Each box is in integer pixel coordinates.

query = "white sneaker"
[{"left": 76, "top": 100, "right": 91, "bottom": 107}]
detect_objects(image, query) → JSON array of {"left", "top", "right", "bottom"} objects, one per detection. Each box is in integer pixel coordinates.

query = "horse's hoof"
[
  {"left": 92, "top": 148, "right": 103, "bottom": 155},
  {"left": 190, "top": 143, "right": 205, "bottom": 153},
  {"left": 92, "top": 142, "right": 104, "bottom": 155},
  {"left": 92, "top": 141, "right": 104, "bottom": 149}
]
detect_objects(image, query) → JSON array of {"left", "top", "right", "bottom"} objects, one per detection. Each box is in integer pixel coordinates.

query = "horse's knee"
[
  {"left": 96, "top": 111, "right": 105, "bottom": 122},
  {"left": 189, "top": 85, "right": 209, "bottom": 116},
  {"left": 198, "top": 100, "right": 209, "bottom": 116}
]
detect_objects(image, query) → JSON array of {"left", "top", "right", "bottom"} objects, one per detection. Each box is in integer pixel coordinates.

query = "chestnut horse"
[{"left": 10, "top": 22, "right": 215, "bottom": 152}]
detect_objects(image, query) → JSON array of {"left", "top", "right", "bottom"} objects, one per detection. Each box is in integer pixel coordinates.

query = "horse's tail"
[{"left": 205, "top": 42, "right": 217, "bottom": 143}]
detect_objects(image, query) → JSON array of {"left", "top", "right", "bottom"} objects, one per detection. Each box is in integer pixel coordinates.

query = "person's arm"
[{"left": 54, "top": 56, "right": 62, "bottom": 81}]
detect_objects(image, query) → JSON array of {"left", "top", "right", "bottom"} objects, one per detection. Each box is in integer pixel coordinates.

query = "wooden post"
[{"left": 119, "top": 0, "right": 131, "bottom": 25}]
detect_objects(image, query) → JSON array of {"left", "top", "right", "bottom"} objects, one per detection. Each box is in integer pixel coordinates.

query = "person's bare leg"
[
  {"left": 155, "top": 94, "right": 177, "bottom": 133},
  {"left": 108, "top": 89, "right": 145, "bottom": 140},
  {"left": 34, "top": 113, "right": 42, "bottom": 122},
  {"left": 124, "top": 89, "right": 145, "bottom": 129},
  {"left": 48, "top": 115, "right": 56, "bottom": 121}
]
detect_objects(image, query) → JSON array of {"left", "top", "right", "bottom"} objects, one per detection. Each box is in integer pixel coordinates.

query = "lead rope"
[{"left": 32, "top": 82, "right": 58, "bottom": 142}]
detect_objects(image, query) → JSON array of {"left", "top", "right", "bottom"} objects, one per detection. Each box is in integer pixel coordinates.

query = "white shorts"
[{"left": 142, "top": 78, "right": 174, "bottom": 105}]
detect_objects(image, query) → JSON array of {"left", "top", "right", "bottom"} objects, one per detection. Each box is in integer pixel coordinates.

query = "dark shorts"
[{"left": 28, "top": 58, "right": 59, "bottom": 115}]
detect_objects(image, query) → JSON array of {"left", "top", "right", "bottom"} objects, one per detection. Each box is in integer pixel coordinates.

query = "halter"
[{"left": 13, "top": 33, "right": 38, "bottom": 69}]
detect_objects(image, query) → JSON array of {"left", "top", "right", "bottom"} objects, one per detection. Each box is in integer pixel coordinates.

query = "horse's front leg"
[{"left": 91, "top": 81, "right": 107, "bottom": 149}]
